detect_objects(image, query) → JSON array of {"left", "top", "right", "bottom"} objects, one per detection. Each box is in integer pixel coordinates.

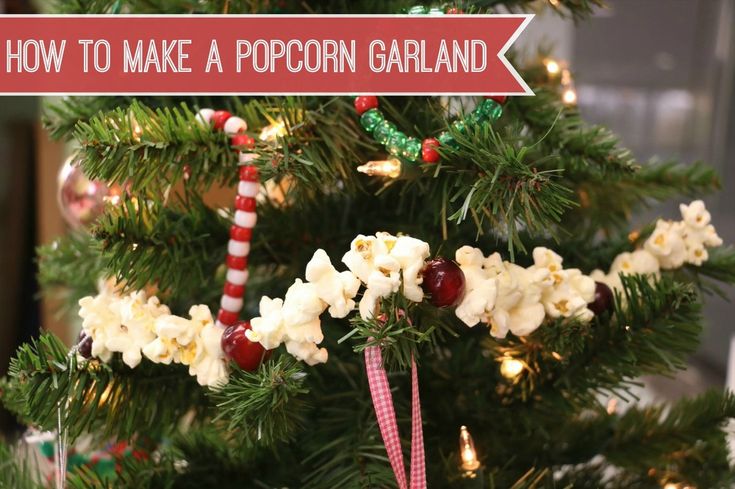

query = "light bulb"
[
  {"left": 259, "top": 119, "right": 287, "bottom": 143},
  {"left": 357, "top": 158, "right": 402, "bottom": 178},
  {"left": 562, "top": 88, "right": 578, "bottom": 105},
  {"left": 545, "top": 59, "right": 561, "bottom": 76},
  {"left": 459, "top": 426, "right": 480, "bottom": 472},
  {"left": 499, "top": 357, "right": 524, "bottom": 379}
]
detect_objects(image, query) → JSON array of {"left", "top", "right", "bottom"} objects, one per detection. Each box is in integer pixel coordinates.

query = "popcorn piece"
[
  {"left": 680, "top": 200, "right": 711, "bottom": 229},
  {"left": 390, "top": 236, "right": 431, "bottom": 302},
  {"left": 610, "top": 250, "right": 660, "bottom": 276},
  {"left": 305, "top": 249, "right": 360, "bottom": 318},
  {"left": 644, "top": 220, "right": 687, "bottom": 269},
  {"left": 248, "top": 297, "right": 287, "bottom": 350},
  {"left": 454, "top": 246, "right": 497, "bottom": 327},
  {"left": 188, "top": 323, "right": 229, "bottom": 388}
]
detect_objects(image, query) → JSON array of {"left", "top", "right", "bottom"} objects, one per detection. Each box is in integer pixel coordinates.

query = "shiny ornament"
[
  {"left": 76, "top": 331, "right": 93, "bottom": 359},
  {"left": 221, "top": 321, "right": 272, "bottom": 371},
  {"left": 211, "top": 110, "right": 232, "bottom": 131},
  {"left": 57, "top": 156, "right": 123, "bottom": 229},
  {"left": 421, "top": 138, "right": 440, "bottom": 163},
  {"left": 588, "top": 281, "right": 614, "bottom": 315},
  {"left": 486, "top": 95, "right": 507, "bottom": 105},
  {"left": 421, "top": 257, "right": 466, "bottom": 307}
]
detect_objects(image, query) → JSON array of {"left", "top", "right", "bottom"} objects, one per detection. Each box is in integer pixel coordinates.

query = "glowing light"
[
  {"left": 545, "top": 59, "right": 561, "bottom": 75},
  {"left": 499, "top": 357, "right": 524, "bottom": 379},
  {"left": 259, "top": 119, "right": 287, "bottom": 143},
  {"left": 459, "top": 426, "right": 480, "bottom": 472},
  {"left": 663, "top": 483, "right": 680, "bottom": 489},
  {"left": 549, "top": 0, "right": 560, "bottom": 5},
  {"left": 357, "top": 158, "right": 402, "bottom": 179},
  {"left": 562, "top": 88, "right": 578, "bottom": 105},
  {"left": 606, "top": 398, "right": 618, "bottom": 415}
]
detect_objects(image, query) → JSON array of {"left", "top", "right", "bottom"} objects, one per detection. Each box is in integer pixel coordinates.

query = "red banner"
[{"left": 0, "top": 15, "right": 533, "bottom": 95}]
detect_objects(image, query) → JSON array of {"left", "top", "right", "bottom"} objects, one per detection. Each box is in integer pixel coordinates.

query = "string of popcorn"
[{"left": 76, "top": 200, "right": 722, "bottom": 382}]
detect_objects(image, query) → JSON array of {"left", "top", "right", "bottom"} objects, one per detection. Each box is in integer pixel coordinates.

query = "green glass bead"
[
  {"left": 480, "top": 99, "right": 503, "bottom": 122},
  {"left": 402, "top": 137, "right": 422, "bottom": 161},
  {"left": 40, "top": 442, "right": 55, "bottom": 458},
  {"left": 374, "top": 120, "right": 398, "bottom": 145},
  {"left": 464, "top": 110, "right": 483, "bottom": 126},
  {"left": 437, "top": 131, "right": 457, "bottom": 148},
  {"left": 360, "top": 109, "right": 384, "bottom": 132},
  {"left": 387, "top": 131, "right": 408, "bottom": 156},
  {"left": 428, "top": 6, "right": 444, "bottom": 14},
  {"left": 452, "top": 119, "right": 466, "bottom": 133},
  {"left": 407, "top": 5, "right": 429, "bottom": 14}
]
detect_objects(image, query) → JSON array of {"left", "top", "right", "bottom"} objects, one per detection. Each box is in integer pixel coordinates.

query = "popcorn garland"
[
  {"left": 247, "top": 200, "right": 722, "bottom": 364},
  {"left": 77, "top": 200, "right": 722, "bottom": 385}
]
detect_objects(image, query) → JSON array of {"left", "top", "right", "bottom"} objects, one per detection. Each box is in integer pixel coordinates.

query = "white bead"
[
  {"left": 227, "top": 269, "right": 249, "bottom": 285},
  {"left": 195, "top": 108, "right": 214, "bottom": 125},
  {"left": 239, "top": 152, "right": 258, "bottom": 164},
  {"left": 234, "top": 210, "right": 257, "bottom": 228},
  {"left": 228, "top": 240, "right": 250, "bottom": 257},
  {"left": 224, "top": 116, "right": 248, "bottom": 135},
  {"left": 221, "top": 295, "right": 244, "bottom": 312},
  {"left": 238, "top": 181, "right": 259, "bottom": 198}
]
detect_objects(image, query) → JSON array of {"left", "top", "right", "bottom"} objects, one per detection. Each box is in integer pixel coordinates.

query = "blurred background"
[{"left": 1, "top": 0, "right": 734, "bottom": 431}]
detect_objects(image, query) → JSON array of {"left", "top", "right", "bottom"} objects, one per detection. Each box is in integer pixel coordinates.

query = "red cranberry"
[
  {"left": 221, "top": 321, "right": 272, "bottom": 371},
  {"left": 421, "top": 257, "right": 466, "bottom": 307},
  {"left": 588, "top": 281, "right": 614, "bottom": 315}
]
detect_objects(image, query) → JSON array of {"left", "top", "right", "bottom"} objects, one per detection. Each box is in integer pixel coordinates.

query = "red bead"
[
  {"left": 485, "top": 95, "right": 508, "bottom": 105},
  {"left": 183, "top": 164, "right": 192, "bottom": 180},
  {"left": 588, "top": 281, "right": 614, "bottom": 315},
  {"left": 235, "top": 195, "right": 256, "bottom": 212},
  {"left": 217, "top": 309, "right": 239, "bottom": 326},
  {"left": 239, "top": 165, "right": 259, "bottom": 181},
  {"left": 354, "top": 96, "right": 379, "bottom": 115},
  {"left": 231, "top": 134, "right": 256, "bottom": 150},
  {"left": 230, "top": 224, "right": 252, "bottom": 241},
  {"left": 226, "top": 254, "right": 248, "bottom": 270},
  {"left": 446, "top": 7, "right": 462, "bottom": 14},
  {"left": 221, "top": 321, "right": 272, "bottom": 372},
  {"left": 224, "top": 281, "right": 246, "bottom": 298},
  {"left": 421, "top": 138, "right": 441, "bottom": 163},
  {"left": 211, "top": 110, "right": 232, "bottom": 131},
  {"left": 421, "top": 257, "right": 466, "bottom": 307}
]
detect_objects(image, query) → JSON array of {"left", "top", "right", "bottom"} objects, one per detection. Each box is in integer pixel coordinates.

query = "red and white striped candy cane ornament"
[{"left": 195, "top": 109, "right": 258, "bottom": 329}]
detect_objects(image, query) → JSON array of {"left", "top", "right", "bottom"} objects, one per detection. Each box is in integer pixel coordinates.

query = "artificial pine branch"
[{"left": 5, "top": 334, "right": 208, "bottom": 443}]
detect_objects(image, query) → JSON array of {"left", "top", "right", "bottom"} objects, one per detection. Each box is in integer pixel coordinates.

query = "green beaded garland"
[
  {"left": 452, "top": 119, "right": 466, "bottom": 133},
  {"left": 374, "top": 120, "right": 398, "bottom": 144},
  {"left": 387, "top": 131, "right": 408, "bottom": 156},
  {"left": 402, "top": 137, "right": 422, "bottom": 160},
  {"left": 480, "top": 99, "right": 503, "bottom": 122},
  {"left": 437, "top": 131, "right": 456, "bottom": 147},
  {"left": 428, "top": 6, "right": 444, "bottom": 14},
  {"left": 360, "top": 109, "right": 384, "bottom": 132}
]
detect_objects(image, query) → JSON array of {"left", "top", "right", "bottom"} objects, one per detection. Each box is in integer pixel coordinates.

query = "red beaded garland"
[
  {"left": 211, "top": 110, "right": 232, "bottom": 131},
  {"left": 239, "top": 165, "right": 259, "bottom": 181},
  {"left": 354, "top": 96, "right": 379, "bottom": 115},
  {"left": 421, "top": 138, "right": 441, "bottom": 163},
  {"left": 226, "top": 254, "right": 248, "bottom": 270},
  {"left": 224, "top": 282, "right": 245, "bottom": 297},
  {"left": 235, "top": 195, "right": 257, "bottom": 212},
  {"left": 221, "top": 321, "right": 272, "bottom": 372},
  {"left": 231, "top": 134, "right": 256, "bottom": 149},
  {"left": 217, "top": 309, "right": 239, "bottom": 326},
  {"left": 230, "top": 224, "right": 253, "bottom": 241}
]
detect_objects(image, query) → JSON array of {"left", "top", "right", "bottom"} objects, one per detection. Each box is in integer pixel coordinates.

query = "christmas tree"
[{"left": 3, "top": 1, "right": 735, "bottom": 488}]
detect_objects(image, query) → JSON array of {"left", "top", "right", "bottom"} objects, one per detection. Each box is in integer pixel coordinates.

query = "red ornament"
[
  {"left": 588, "top": 281, "right": 614, "bottom": 315},
  {"left": 221, "top": 321, "right": 272, "bottom": 371},
  {"left": 354, "top": 96, "right": 379, "bottom": 115},
  {"left": 421, "top": 257, "right": 466, "bottom": 307},
  {"left": 231, "top": 134, "right": 256, "bottom": 150},
  {"left": 77, "top": 331, "right": 93, "bottom": 359},
  {"left": 485, "top": 95, "right": 507, "bottom": 105},
  {"left": 421, "top": 138, "right": 441, "bottom": 163},
  {"left": 211, "top": 110, "right": 232, "bottom": 131}
]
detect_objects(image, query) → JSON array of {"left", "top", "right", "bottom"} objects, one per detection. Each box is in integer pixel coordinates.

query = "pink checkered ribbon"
[{"left": 365, "top": 346, "right": 426, "bottom": 489}]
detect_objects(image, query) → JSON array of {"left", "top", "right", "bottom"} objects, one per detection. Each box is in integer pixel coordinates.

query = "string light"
[
  {"left": 259, "top": 118, "right": 287, "bottom": 143},
  {"left": 357, "top": 158, "right": 402, "bottom": 178},
  {"left": 499, "top": 356, "right": 524, "bottom": 379},
  {"left": 606, "top": 398, "right": 618, "bottom": 415},
  {"left": 459, "top": 425, "right": 480, "bottom": 473},
  {"left": 544, "top": 58, "right": 561, "bottom": 76},
  {"left": 562, "top": 88, "right": 578, "bottom": 106}
]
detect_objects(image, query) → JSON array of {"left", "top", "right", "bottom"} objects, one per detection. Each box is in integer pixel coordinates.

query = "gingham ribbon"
[{"left": 365, "top": 346, "right": 426, "bottom": 489}]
